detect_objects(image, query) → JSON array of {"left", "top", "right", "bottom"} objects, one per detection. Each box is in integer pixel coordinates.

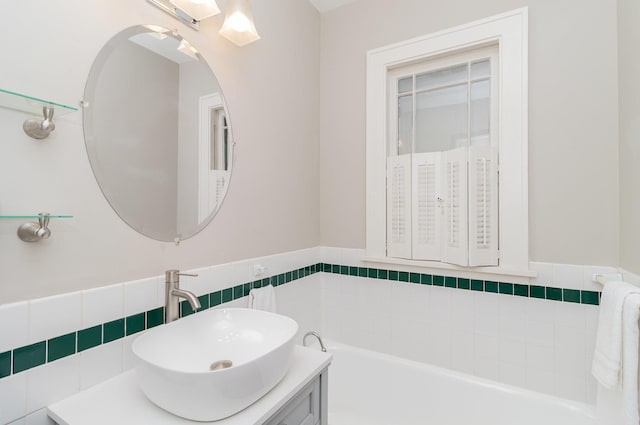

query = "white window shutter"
[
  {"left": 412, "top": 152, "right": 442, "bottom": 261},
  {"left": 209, "top": 170, "right": 229, "bottom": 212},
  {"left": 387, "top": 154, "right": 412, "bottom": 259},
  {"left": 442, "top": 147, "right": 468, "bottom": 266},
  {"left": 468, "top": 146, "right": 499, "bottom": 266}
]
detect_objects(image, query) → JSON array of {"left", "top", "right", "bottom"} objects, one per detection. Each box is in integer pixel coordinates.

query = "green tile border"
[
  {"left": 13, "top": 341, "right": 46, "bottom": 374},
  {"left": 48, "top": 333, "right": 76, "bottom": 362},
  {"left": 146, "top": 307, "right": 164, "bottom": 329},
  {"left": 77, "top": 326, "right": 102, "bottom": 352},
  {"left": 0, "top": 351, "right": 11, "bottom": 378},
  {"left": 0, "top": 261, "right": 603, "bottom": 381},
  {"left": 126, "top": 313, "right": 145, "bottom": 336},
  {"left": 318, "top": 263, "right": 603, "bottom": 312},
  {"left": 103, "top": 318, "right": 125, "bottom": 343}
]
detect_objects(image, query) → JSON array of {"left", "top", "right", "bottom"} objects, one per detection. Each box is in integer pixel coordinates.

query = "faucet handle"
[{"left": 165, "top": 269, "right": 198, "bottom": 284}]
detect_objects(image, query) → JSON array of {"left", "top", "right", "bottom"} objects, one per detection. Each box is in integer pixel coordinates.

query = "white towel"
[
  {"left": 592, "top": 281, "right": 640, "bottom": 425},
  {"left": 592, "top": 281, "right": 640, "bottom": 388},
  {"left": 621, "top": 294, "right": 640, "bottom": 425},
  {"left": 248, "top": 284, "right": 277, "bottom": 313}
]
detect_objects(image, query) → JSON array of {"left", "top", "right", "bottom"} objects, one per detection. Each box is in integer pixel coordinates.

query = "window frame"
[{"left": 365, "top": 8, "right": 530, "bottom": 278}]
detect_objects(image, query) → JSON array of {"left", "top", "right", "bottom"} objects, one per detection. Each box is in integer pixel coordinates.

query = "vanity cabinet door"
[{"left": 264, "top": 370, "right": 325, "bottom": 425}]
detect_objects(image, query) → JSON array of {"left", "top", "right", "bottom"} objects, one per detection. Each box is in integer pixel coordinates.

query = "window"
[
  {"left": 386, "top": 47, "right": 498, "bottom": 267},
  {"left": 366, "top": 9, "right": 529, "bottom": 276},
  {"left": 198, "top": 93, "right": 232, "bottom": 222}
]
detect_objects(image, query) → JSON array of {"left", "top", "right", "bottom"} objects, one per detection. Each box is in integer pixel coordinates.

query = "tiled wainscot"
[{"left": 0, "top": 247, "right": 628, "bottom": 424}]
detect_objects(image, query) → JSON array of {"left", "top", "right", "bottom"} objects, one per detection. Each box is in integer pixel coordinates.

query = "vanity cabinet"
[{"left": 264, "top": 368, "right": 327, "bottom": 425}]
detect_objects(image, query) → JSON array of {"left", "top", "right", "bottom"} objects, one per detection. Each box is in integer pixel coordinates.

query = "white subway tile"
[
  {"left": 499, "top": 362, "right": 526, "bottom": 388},
  {"left": 475, "top": 333, "right": 499, "bottom": 358},
  {"left": 554, "top": 302, "right": 587, "bottom": 328},
  {"left": 123, "top": 277, "right": 161, "bottom": 316},
  {"left": 187, "top": 266, "right": 219, "bottom": 296},
  {"left": 525, "top": 320, "right": 554, "bottom": 345},
  {"left": 26, "top": 355, "right": 80, "bottom": 414},
  {"left": 428, "top": 326, "right": 452, "bottom": 369},
  {"left": 333, "top": 247, "right": 366, "bottom": 267},
  {"left": 525, "top": 367, "right": 556, "bottom": 395},
  {"left": 427, "top": 286, "right": 452, "bottom": 323},
  {"left": 555, "top": 367, "right": 587, "bottom": 402},
  {"left": 499, "top": 296, "right": 526, "bottom": 340},
  {"left": 391, "top": 321, "right": 427, "bottom": 362},
  {"left": 81, "top": 283, "right": 123, "bottom": 328},
  {"left": 275, "top": 277, "right": 323, "bottom": 344},
  {"left": 0, "top": 373, "right": 27, "bottom": 424},
  {"left": 451, "top": 330, "right": 475, "bottom": 374},
  {"left": 285, "top": 247, "right": 322, "bottom": 270},
  {"left": 121, "top": 335, "right": 138, "bottom": 372},
  {"left": 555, "top": 324, "right": 587, "bottom": 378},
  {"left": 474, "top": 356, "right": 500, "bottom": 382},
  {"left": 526, "top": 341, "right": 555, "bottom": 371},
  {"left": 450, "top": 291, "right": 474, "bottom": 331},
  {"left": 525, "top": 297, "right": 555, "bottom": 324},
  {"left": 390, "top": 283, "right": 430, "bottom": 324},
  {"left": 79, "top": 340, "right": 123, "bottom": 390},
  {"left": 499, "top": 337, "right": 526, "bottom": 366},
  {"left": 552, "top": 263, "right": 583, "bottom": 290},
  {"left": 360, "top": 323, "right": 392, "bottom": 354},
  {"left": 530, "top": 262, "right": 553, "bottom": 286},
  {"left": 29, "top": 292, "right": 81, "bottom": 343},
  {"left": 0, "top": 301, "right": 29, "bottom": 353}
]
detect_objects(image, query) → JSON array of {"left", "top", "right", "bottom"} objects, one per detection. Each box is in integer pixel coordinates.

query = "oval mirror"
[{"left": 83, "top": 25, "right": 233, "bottom": 242}]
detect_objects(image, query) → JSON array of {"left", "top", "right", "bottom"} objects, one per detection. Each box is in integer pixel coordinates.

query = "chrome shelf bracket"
[{"left": 17, "top": 212, "right": 52, "bottom": 242}]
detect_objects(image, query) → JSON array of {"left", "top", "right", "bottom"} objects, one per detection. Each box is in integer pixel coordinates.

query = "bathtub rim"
[{"left": 322, "top": 338, "right": 596, "bottom": 419}]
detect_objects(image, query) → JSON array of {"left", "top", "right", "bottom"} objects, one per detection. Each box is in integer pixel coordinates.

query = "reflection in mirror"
[{"left": 83, "top": 25, "right": 233, "bottom": 242}]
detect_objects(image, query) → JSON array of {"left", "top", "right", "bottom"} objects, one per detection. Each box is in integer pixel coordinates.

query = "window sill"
[{"left": 361, "top": 256, "right": 535, "bottom": 283}]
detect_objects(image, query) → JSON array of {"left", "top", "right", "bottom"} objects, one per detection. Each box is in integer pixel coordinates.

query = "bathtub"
[{"left": 325, "top": 340, "right": 596, "bottom": 425}]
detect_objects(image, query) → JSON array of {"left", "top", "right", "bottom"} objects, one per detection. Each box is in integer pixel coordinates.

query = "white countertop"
[{"left": 48, "top": 346, "right": 332, "bottom": 425}]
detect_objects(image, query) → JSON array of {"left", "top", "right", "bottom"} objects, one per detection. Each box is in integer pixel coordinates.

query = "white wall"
[
  {"left": 318, "top": 0, "right": 620, "bottom": 267},
  {"left": 618, "top": 0, "right": 640, "bottom": 275},
  {"left": 0, "top": 0, "right": 320, "bottom": 304}
]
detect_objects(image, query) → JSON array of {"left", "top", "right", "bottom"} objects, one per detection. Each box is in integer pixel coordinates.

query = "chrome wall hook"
[
  {"left": 18, "top": 213, "right": 52, "bottom": 242},
  {"left": 23, "top": 106, "right": 56, "bottom": 139}
]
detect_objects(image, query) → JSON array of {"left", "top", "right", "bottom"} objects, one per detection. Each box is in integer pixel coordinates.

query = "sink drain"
[{"left": 209, "top": 360, "right": 233, "bottom": 371}]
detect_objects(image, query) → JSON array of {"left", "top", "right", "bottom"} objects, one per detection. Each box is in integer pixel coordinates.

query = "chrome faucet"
[{"left": 165, "top": 269, "right": 201, "bottom": 323}]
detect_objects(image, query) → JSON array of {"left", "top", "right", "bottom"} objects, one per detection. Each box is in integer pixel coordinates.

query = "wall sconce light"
[
  {"left": 147, "top": 0, "right": 220, "bottom": 30},
  {"left": 146, "top": 0, "right": 260, "bottom": 46},
  {"left": 170, "top": 0, "right": 220, "bottom": 21},
  {"left": 219, "top": 0, "right": 261, "bottom": 46}
]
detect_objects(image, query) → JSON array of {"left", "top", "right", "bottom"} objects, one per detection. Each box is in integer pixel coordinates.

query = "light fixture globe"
[
  {"left": 219, "top": 0, "right": 261, "bottom": 46},
  {"left": 170, "top": 0, "right": 221, "bottom": 21}
]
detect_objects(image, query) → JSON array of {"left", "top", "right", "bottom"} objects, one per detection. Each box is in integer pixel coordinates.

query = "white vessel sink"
[{"left": 131, "top": 308, "right": 299, "bottom": 421}]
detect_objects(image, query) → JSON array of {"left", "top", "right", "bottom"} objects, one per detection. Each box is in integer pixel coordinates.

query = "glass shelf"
[
  {"left": 0, "top": 88, "right": 78, "bottom": 117},
  {"left": 0, "top": 215, "right": 73, "bottom": 219}
]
